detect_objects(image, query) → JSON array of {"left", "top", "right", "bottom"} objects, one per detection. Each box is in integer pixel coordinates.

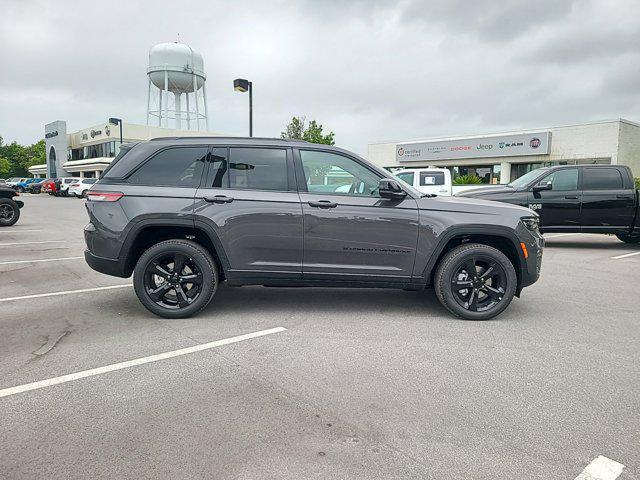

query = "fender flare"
[{"left": 420, "top": 224, "right": 525, "bottom": 285}]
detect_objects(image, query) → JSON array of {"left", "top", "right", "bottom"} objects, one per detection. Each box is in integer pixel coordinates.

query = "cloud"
[{"left": 0, "top": 0, "right": 639, "bottom": 156}]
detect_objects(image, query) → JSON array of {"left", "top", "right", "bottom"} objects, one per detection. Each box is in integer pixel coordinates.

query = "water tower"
[{"left": 146, "top": 42, "right": 209, "bottom": 131}]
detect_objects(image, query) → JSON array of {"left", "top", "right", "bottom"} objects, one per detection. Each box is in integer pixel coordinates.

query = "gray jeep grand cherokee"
[{"left": 84, "top": 137, "right": 544, "bottom": 320}]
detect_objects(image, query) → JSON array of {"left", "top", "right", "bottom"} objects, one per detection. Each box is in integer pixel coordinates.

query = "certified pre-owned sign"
[{"left": 396, "top": 132, "right": 551, "bottom": 162}]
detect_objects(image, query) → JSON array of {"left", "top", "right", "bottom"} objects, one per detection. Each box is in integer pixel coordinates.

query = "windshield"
[{"left": 508, "top": 168, "right": 548, "bottom": 188}]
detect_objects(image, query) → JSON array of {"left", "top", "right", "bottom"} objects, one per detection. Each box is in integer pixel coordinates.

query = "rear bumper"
[{"left": 84, "top": 250, "right": 129, "bottom": 278}]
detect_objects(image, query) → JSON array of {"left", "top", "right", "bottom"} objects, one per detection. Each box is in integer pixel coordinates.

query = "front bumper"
[{"left": 518, "top": 226, "right": 544, "bottom": 289}]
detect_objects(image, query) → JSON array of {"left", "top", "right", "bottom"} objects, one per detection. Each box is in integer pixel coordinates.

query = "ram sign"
[{"left": 396, "top": 132, "right": 551, "bottom": 162}]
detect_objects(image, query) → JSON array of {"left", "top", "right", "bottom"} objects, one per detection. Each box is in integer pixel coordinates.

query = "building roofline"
[
  {"left": 368, "top": 118, "right": 640, "bottom": 146},
  {"left": 149, "top": 136, "right": 310, "bottom": 143}
]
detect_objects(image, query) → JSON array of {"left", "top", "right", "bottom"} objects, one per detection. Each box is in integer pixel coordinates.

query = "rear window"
[
  {"left": 127, "top": 147, "right": 207, "bottom": 187},
  {"left": 583, "top": 168, "right": 623, "bottom": 190},
  {"left": 84, "top": 179, "right": 97, "bottom": 184},
  {"left": 420, "top": 172, "right": 445, "bottom": 186},
  {"left": 227, "top": 148, "right": 288, "bottom": 191}
]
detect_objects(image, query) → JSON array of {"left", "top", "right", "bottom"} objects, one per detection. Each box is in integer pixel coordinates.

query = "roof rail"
[{"left": 149, "top": 136, "right": 309, "bottom": 142}]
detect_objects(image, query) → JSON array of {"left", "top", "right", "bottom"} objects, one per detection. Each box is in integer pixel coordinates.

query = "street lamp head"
[
  {"left": 108, "top": 117, "right": 122, "bottom": 125},
  {"left": 233, "top": 78, "right": 250, "bottom": 93}
]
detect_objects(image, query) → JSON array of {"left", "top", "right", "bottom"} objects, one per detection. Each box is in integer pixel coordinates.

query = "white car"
[
  {"left": 5, "top": 177, "right": 27, "bottom": 187},
  {"left": 68, "top": 178, "right": 97, "bottom": 198},
  {"left": 395, "top": 168, "right": 453, "bottom": 196},
  {"left": 58, "top": 177, "right": 82, "bottom": 196}
]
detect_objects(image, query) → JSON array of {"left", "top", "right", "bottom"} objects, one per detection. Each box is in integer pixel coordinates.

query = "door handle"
[
  {"left": 204, "top": 195, "right": 234, "bottom": 204},
  {"left": 564, "top": 195, "right": 579, "bottom": 199},
  {"left": 308, "top": 200, "right": 338, "bottom": 209}
]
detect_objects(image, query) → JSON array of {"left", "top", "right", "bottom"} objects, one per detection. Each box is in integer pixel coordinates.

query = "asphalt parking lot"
[{"left": 1, "top": 194, "right": 638, "bottom": 479}]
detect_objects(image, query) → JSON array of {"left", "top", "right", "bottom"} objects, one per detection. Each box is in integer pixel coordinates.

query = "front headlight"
[{"left": 521, "top": 216, "right": 540, "bottom": 232}]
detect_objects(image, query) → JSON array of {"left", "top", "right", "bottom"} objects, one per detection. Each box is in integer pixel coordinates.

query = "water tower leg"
[
  {"left": 146, "top": 77, "right": 152, "bottom": 126},
  {"left": 185, "top": 92, "right": 191, "bottom": 130},
  {"left": 175, "top": 92, "right": 181, "bottom": 130},
  {"left": 193, "top": 73, "right": 200, "bottom": 131},
  {"left": 203, "top": 85, "right": 209, "bottom": 131},
  {"left": 158, "top": 83, "right": 163, "bottom": 127},
  {"left": 164, "top": 70, "right": 169, "bottom": 128}
]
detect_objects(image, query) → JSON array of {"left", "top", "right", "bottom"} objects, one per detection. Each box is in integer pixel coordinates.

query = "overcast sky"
[{"left": 1, "top": 0, "right": 639, "bottom": 154}]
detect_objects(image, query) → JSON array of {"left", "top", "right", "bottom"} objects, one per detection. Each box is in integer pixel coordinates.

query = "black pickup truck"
[{"left": 457, "top": 164, "right": 640, "bottom": 244}]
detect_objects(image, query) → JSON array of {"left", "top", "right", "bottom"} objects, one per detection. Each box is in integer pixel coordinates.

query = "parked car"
[
  {"left": 69, "top": 178, "right": 97, "bottom": 198},
  {"left": 5, "top": 177, "right": 27, "bottom": 187},
  {"left": 41, "top": 179, "right": 59, "bottom": 195},
  {"left": 395, "top": 168, "right": 453, "bottom": 196},
  {"left": 0, "top": 185, "right": 23, "bottom": 226},
  {"left": 457, "top": 165, "right": 640, "bottom": 243},
  {"left": 26, "top": 178, "right": 49, "bottom": 194},
  {"left": 13, "top": 178, "right": 42, "bottom": 193},
  {"left": 58, "top": 177, "right": 82, "bottom": 197},
  {"left": 84, "top": 137, "right": 544, "bottom": 321},
  {"left": 0, "top": 179, "right": 6, "bottom": 184}
]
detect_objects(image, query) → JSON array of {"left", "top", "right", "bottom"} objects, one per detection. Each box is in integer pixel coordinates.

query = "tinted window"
[
  {"left": 537, "top": 169, "right": 578, "bottom": 191},
  {"left": 300, "top": 150, "right": 381, "bottom": 197},
  {"left": 228, "top": 148, "right": 287, "bottom": 191},
  {"left": 420, "top": 172, "right": 445, "bottom": 186},
  {"left": 205, "top": 147, "right": 229, "bottom": 188},
  {"left": 84, "top": 179, "right": 97, "bottom": 184},
  {"left": 127, "top": 147, "right": 206, "bottom": 187},
  {"left": 583, "top": 168, "right": 623, "bottom": 190},
  {"left": 395, "top": 172, "right": 414, "bottom": 186}
]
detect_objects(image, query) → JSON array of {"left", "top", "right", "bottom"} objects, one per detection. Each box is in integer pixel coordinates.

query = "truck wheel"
[
  {"left": 616, "top": 233, "right": 640, "bottom": 244},
  {"left": 434, "top": 243, "right": 517, "bottom": 320},
  {"left": 16, "top": 186, "right": 24, "bottom": 193},
  {"left": 0, "top": 198, "right": 20, "bottom": 227},
  {"left": 133, "top": 239, "right": 218, "bottom": 319}
]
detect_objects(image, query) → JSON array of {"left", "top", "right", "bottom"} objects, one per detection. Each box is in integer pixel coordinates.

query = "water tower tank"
[{"left": 146, "top": 42, "right": 209, "bottom": 130}]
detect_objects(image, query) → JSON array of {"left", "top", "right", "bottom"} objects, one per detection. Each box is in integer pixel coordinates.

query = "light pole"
[
  {"left": 108, "top": 117, "right": 123, "bottom": 145},
  {"left": 233, "top": 79, "right": 252, "bottom": 137}
]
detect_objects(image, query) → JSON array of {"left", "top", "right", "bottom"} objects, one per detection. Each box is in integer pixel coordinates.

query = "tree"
[
  {"left": 280, "top": 116, "right": 335, "bottom": 145},
  {"left": 0, "top": 157, "right": 10, "bottom": 177},
  {"left": 0, "top": 136, "right": 46, "bottom": 177}
]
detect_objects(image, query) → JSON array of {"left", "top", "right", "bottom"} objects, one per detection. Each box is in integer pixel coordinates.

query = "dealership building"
[
  {"left": 29, "top": 120, "right": 219, "bottom": 179},
  {"left": 367, "top": 119, "right": 640, "bottom": 184}
]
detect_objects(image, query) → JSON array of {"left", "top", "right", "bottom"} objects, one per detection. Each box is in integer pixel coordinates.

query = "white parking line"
[
  {"left": 0, "top": 256, "right": 83, "bottom": 265},
  {"left": 0, "top": 240, "right": 66, "bottom": 246},
  {"left": 0, "top": 327, "right": 287, "bottom": 399},
  {"left": 0, "top": 229, "right": 43, "bottom": 233},
  {"left": 0, "top": 284, "right": 132, "bottom": 303},
  {"left": 611, "top": 251, "right": 640, "bottom": 260},
  {"left": 574, "top": 455, "right": 624, "bottom": 480}
]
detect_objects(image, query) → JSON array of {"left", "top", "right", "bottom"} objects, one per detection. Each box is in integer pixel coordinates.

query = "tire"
[
  {"left": 616, "top": 233, "right": 640, "bottom": 244},
  {"left": 434, "top": 243, "right": 517, "bottom": 321},
  {"left": 133, "top": 239, "right": 218, "bottom": 319},
  {"left": 81, "top": 190, "right": 88, "bottom": 198},
  {"left": 0, "top": 198, "right": 20, "bottom": 227},
  {"left": 16, "top": 186, "right": 24, "bottom": 193}
]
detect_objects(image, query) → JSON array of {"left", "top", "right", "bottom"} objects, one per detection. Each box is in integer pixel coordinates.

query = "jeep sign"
[{"left": 396, "top": 132, "right": 551, "bottom": 162}]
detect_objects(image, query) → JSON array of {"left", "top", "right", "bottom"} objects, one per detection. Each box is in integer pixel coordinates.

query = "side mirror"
[
  {"left": 532, "top": 182, "right": 552, "bottom": 193},
  {"left": 379, "top": 178, "right": 407, "bottom": 199}
]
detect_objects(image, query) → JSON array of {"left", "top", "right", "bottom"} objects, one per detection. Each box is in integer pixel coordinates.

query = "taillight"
[{"left": 86, "top": 191, "right": 124, "bottom": 202}]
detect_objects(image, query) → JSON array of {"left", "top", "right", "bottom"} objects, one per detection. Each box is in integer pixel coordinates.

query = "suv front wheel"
[
  {"left": 133, "top": 239, "right": 218, "bottom": 319},
  {"left": 434, "top": 243, "right": 517, "bottom": 320}
]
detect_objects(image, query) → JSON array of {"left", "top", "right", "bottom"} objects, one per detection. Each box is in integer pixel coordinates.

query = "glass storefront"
[
  {"left": 69, "top": 141, "right": 118, "bottom": 160},
  {"left": 446, "top": 165, "right": 502, "bottom": 185}
]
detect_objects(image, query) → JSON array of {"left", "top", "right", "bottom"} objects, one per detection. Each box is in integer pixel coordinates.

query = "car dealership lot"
[{"left": 1, "top": 195, "right": 638, "bottom": 479}]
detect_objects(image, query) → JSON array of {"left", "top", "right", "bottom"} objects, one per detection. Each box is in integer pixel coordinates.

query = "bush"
[
  {"left": 453, "top": 174, "right": 483, "bottom": 185},
  {"left": 635, "top": 177, "right": 640, "bottom": 190}
]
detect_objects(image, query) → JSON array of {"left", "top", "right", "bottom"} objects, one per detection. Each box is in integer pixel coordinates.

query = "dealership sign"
[{"left": 396, "top": 132, "right": 551, "bottom": 162}]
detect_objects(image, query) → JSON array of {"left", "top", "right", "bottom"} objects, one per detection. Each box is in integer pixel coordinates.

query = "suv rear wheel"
[
  {"left": 434, "top": 243, "right": 517, "bottom": 320},
  {"left": 133, "top": 239, "right": 218, "bottom": 319}
]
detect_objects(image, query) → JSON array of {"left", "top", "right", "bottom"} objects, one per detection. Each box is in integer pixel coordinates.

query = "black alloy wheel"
[
  {"left": 133, "top": 239, "right": 218, "bottom": 318},
  {"left": 435, "top": 243, "right": 517, "bottom": 320},
  {"left": 450, "top": 256, "right": 507, "bottom": 312},
  {"left": 0, "top": 199, "right": 19, "bottom": 227}
]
